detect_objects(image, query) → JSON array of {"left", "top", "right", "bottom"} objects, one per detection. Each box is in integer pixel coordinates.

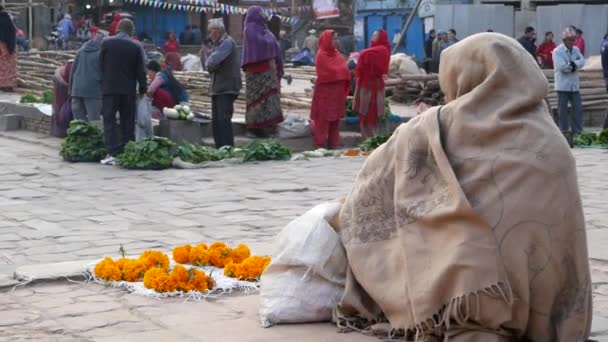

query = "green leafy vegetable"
[
  {"left": 177, "top": 141, "right": 224, "bottom": 163},
  {"left": 573, "top": 132, "right": 596, "bottom": 146},
  {"left": 243, "top": 139, "right": 292, "bottom": 162},
  {"left": 345, "top": 98, "right": 356, "bottom": 117},
  {"left": 597, "top": 129, "right": 608, "bottom": 146},
  {"left": 359, "top": 133, "right": 392, "bottom": 152},
  {"left": 116, "top": 136, "right": 175, "bottom": 170},
  {"left": 19, "top": 90, "right": 53, "bottom": 104},
  {"left": 60, "top": 120, "right": 107, "bottom": 162}
]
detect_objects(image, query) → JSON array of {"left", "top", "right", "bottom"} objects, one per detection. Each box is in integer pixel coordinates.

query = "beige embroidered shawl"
[{"left": 335, "top": 33, "right": 592, "bottom": 341}]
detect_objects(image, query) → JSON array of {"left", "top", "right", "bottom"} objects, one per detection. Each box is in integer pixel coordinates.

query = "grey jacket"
[
  {"left": 553, "top": 44, "right": 585, "bottom": 92},
  {"left": 69, "top": 39, "right": 102, "bottom": 99},
  {"left": 206, "top": 34, "right": 242, "bottom": 96}
]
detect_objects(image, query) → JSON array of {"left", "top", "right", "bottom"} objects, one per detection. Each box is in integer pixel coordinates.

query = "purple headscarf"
[{"left": 241, "top": 6, "right": 280, "bottom": 67}]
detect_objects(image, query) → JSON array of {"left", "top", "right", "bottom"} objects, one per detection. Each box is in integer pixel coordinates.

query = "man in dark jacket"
[
  {"left": 205, "top": 18, "right": 242, "bottom": 148},
  {"left": 424, "top": 29, "right": 436, "bottom": 72},
  {"left": 517, "top": 26, "right": 537, "bottom": 58},
  {"left": 99, "top": 19, "right": 147, "bottom": 165}
]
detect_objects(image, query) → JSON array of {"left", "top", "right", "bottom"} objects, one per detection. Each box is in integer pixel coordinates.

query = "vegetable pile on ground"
[
  {"left": 359, "top": 133, "right": 392, "bottom": 152},
  {"left": 574, "top": 129, "right": 608, "bottom": 148},
  {"left": 19, "top": 90, "right": 53, "bottom": 104},
  {"left": 302, "top": 148, "right": 336, "bottom": 158},
  {"left": 60, "top": 120, "right": 107, "bottom": 162},
  {"left": 344, "top": 98, "right": 392, "bottom": 123},
  {"left": 116, "top": 136, "right": 175, "bottom": 170},
  {"left": 177, "top": 141, "right": 245, "bottom": 163},
  {"left": 243, "top": 139, "right": 292, "bottom": 162},
  {"left": 163, "top": 104, "right": 194, "bottom": 121}
]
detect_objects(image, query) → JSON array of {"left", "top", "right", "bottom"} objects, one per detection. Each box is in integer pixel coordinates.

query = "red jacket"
[
  {"left": 575, "top": 37, "right": 585, "bottom": 56},
  {"left": 536, "top": 41, "right": 556, "bottom": 69}
]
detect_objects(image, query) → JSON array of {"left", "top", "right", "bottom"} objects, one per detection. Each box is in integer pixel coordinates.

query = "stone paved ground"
[{"left": 0, "top": 131, "right": 607, "bottom": 341}]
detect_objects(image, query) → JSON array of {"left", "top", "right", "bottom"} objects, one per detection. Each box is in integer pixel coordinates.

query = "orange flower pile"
[
  {"left": 173, "top": 242, "right": 251, "bottom": 268},
  {"left": 224, "top": 256, "right": 271, "bottom": 281},
  {"left": 143, "top": 265, "right": 215, "bottom": 293},
  {"left": 94, "top": 250, "right": 171, "bottom": 282},
  {"left": 342, "top": 149, "right": 370, "bottom": 157}
]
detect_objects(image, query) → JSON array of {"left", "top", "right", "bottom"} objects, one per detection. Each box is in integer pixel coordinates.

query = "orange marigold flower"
[
  {"left": 189, "top": 245, "right": 210, "bottom": 266},
  {"left": 229, "top": 244, "right": 251, "bottom": 264},
  {"left": 228, "top": 256, "right": 272, "bottom": 281},
  {"left": 143, "top": 267, "right": 177, "bottom": 293},
  {"left": 115, "top": 258, "right": 128, "bottom": 270},
  {"left": 209, "top": 246, "right": 232, "bottom": 268},
  {"left": 121, "top": 259, "right": 147, "bottom": 282},
  {"left": 172, "top": 245, "right": 192, "bottom": 264},
  {"left": 94, "top": 257, "right": 122, "bottom": 282},
  {"left": 139, "top": 250, "right": 170, "bottom": 271},
  {"left": 196, "top": 242, "right": 208, "bottom": 250},
  {"left": 209, "top": 241, "right": 227, "bottom": 250},
  {"left": 224, "top": 261, "right": 237, "bottom": 277},
  {"left": 171, "top": 265, "right": 190, "bottom": 283},
  {"left": 189, "top": 269, "right": 214, "bottom": 292}
]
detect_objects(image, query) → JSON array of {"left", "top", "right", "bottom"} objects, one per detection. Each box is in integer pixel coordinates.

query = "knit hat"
[{"left": 208, "top": 18, "right": 224, "bottom": 30}]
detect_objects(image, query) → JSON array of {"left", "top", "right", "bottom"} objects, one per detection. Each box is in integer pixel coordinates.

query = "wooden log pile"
[
  {"left": 390, "top": 74, "right": 444, "bottom": 106},
  {"left": 543, "top": 66, "right": 607, "bottom": 113},
  {"left": 15, "top": 51, "right": 314, "bottom": 114}
]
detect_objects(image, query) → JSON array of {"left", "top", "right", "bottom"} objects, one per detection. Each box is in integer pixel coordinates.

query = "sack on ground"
[
  {"left": 277, "top": 115, "right": 311, "bottom": 139},
  {"left": 181, "top": 54, "right": 203, "bottom": 72},
  {"left": 136, "top": 96, "right": 153, "bottom": 141},
  {"left": 259, "top": 201, "right": 346, "bottom": 327}
]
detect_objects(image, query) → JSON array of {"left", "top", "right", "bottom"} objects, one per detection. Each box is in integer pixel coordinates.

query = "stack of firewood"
[
  {"left": 15, "top": 51, "right": 313, "bottom": 114},
  {"left": 390, "top": 74, "right": 444, "bottom": 106},
  {"left": 543, "top": 63, "right": 607, "bottom": 113}
]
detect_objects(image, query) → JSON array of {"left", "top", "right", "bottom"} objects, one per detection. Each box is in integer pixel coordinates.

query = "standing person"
[
  {"left": 99, "top": 19, "right": 147, "bottom": 165},
  {"left": 76, "top": 21, "right": 91, "bottom": 43},
  {"left": 205, "top": 18, "right": 242, "bottom": 148},
  {"left": 517, "top": 26, "right": 536, "bottom": 58},
  {"left": 353, "top": 30, "right": 391, "bottom": 138},
  {"left": 69, "top": 33, "right": 104, "bottom": 122},
  {"left": 108, "top": 13, "right": 121, "bottom": 36},
  {"left": 536, "top": 31, "right": 556, "bottom": 69},
  {"left": 447, "top": 28, "right": 458, "bottom": 46},
  {"left": 424, "top": 29, "right": 436, "bottom": 72},
  {"left": 431, "top": 30, "right": 448, "bottom": 73},
  {"left": 242, "top": 6, "right": 284, "bottom": 138},
  {"left": 279, "top": 30, "right": 292, "bottom": 60},
  {"left": 267, "top": 15, "right": 281, "bottom": 42},
  {"left": 553, "top": 27, "right": 585, "bottom": 141},
  {"left": 311, "top": 30, "right": 350, "bottom": 149},
  {"left": 303, "top": 29, "right": 319, "bottom": 56},
  {"left": 58, "top": 14, "right": 74, "bottom": 50},
  {"left": 575, "top": 28, "right": 586, "bottom": 56},
  {"left": 164, "top": 32, "right": 179, "bottom": 54},
  {"left": 0, "top": 6, "right": 17, "bottom": 92},
  {"left": 601, "top": 33, "right": 608, "bottom": 129}
]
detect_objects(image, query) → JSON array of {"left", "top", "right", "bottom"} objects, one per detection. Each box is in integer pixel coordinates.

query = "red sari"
[
  {"left": 354, "top": 30, "right": 391, "bottom": 138},
  {"left": 310, "top": 30, "right": 350, "bottom": 149}
]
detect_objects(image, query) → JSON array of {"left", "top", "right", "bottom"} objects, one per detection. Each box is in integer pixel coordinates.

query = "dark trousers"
[
  {"left": 102, "top": 94, "right": 136, "bottom": 156},
  {"left": 557, "top": 91, "right": 582, "bottom": 135},
  {"left": 211, "top": 94, "right": 237, "bottom": 148}
]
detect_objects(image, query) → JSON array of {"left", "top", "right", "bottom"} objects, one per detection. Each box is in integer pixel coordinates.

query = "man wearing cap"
[
  {"left": 205, "top": 18, "right": 241, "bottom": 148},
  {"left": 99, "top": 19, "right": 147, "bottom": 165},
  {"left": 430, "top": 30, "right": 448, "bottom": 73},
  {"left": 553, "top": 27, "right": 585, "bottom": 143},
  {"left": 303, "top": 29, "right": 318, "bottom": 56}
]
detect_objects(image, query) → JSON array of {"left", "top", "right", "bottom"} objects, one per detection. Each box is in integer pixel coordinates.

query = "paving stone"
[
  {"left": 54, "top": 309, "right": 141, "bottom": 332},
  {"left": 0, "top": 309, "right": 40, "bottom": 327}
]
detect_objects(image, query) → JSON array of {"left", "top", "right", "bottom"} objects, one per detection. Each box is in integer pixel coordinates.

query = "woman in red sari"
[
  {"left": 353, "top": 30, "right": 391, "bottom": 138},
  {"left": 311, "top": 30, "right": 350, "bottom": 149}
]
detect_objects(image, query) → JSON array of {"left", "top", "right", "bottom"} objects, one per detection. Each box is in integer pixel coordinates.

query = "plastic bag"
[
  {"left": 181, "top": 54, "right": 203, "bottom": 72},
  {"left": 259, "top": 202, "right": 346, "bottom": 327},
  {"left": 277, "top": 115, "right": 311, "bottom": 139},
  {"left": 135, "top": 96, "right": 153, "bottom": 141}
]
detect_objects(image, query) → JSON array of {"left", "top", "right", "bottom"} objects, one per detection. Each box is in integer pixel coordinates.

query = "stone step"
[{"left": 0, "top": 114, "right": 23, "bottom": 131}]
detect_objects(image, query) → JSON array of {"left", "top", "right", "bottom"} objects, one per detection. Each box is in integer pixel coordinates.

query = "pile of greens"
[
  {"left": 20, "top": 90, "right": 53, "bottom": 104},
  {"left": 176, "top": 141, "right": 246, "bottom": 163},
  {"left": 60, "top": 120, "right": 107, "bottom": 162},
  {"left": 344, "top": 98, "right": 392, "bottom": 122},
  {"left": 243, "top": 140, "right": 292, "bottom": 162},
  {"left": 359, "top": 133, "right": 392, "bottom": 152},
  {"left": 116, "top": 137, "right": 175, "bottom": 170},
  {"left": 573, "top": 129, "right": 608, "bottom": 147},
  {"left": 345, "top": 98, "right": 356, "bottom": 118}
]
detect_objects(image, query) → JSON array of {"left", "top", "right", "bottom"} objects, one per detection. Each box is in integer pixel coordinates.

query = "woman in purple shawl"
[{"left": 242, "top": 6, "right": 284, "bottom": 137}]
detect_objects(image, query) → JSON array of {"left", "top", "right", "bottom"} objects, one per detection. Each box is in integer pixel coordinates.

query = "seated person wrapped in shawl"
[
  {"left": 335, "top": 33, "right": 592, "bottom": 341},
  {"left": 146, "top": 60, "right": 188, "bottom": 117}
]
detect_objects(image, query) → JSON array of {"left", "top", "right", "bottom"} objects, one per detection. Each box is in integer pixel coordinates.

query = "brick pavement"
[{"left": 0, "top": 132, "right": 607, "bottom": 340}]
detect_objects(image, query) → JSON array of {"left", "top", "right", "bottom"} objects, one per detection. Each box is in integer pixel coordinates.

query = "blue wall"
[
  {"left": 355, "top": 11, "right": 425, "bottom": 60},
  {"left": 131, "top": 6, "right": 188, "bottom": 47}
]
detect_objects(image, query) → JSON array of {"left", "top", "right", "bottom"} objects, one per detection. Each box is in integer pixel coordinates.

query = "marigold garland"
[
  {"left": 189, "top": 244, "right": 210, "bottom": 266},
  {"left": 94, "top": 257, "right": 122, "bottom": 281},
  {"left": 121, "top": 259, "right": 148, "bottom": 282},
  {"left": 172, "top": 245, "right": 192, "bottom": 264},
  {"left": 143, "top": 267, "right": 177, "bottom": 293},
  {"left": 224, "top": 256, "right": 271, "bottom": 281},
  {"left": 139, "top": 250, "right": 170, "bottom": 271}
]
